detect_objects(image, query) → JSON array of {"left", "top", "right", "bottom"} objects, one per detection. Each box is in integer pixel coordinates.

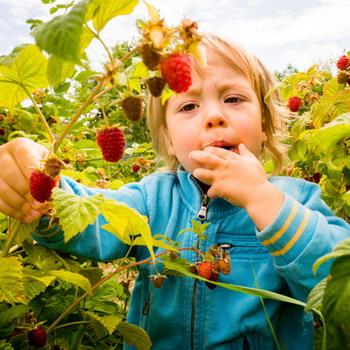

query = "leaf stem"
[
  {"left": 46, "top": 247, "right": 197, "bottom": 334},
  {"left": 1, "top": 217, "right": 17, "bottom": 257},
  {"left": 21, "top": 85, "right": 56, "bottom": 148}
]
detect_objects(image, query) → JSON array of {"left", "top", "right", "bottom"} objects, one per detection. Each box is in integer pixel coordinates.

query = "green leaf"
[
  {"left": 86, "top": 311, "right": 123, "bottom": 335},
  {"left": 25, "top": 243, "right": 65, "bottom": 271},
  {"left": 0, "top": 44, "right": 49, "bottom": 109},
  {"left": 305, "top": 277, "right": 328, "bottom": 313},
  {"left": 12, "top": 219, "right": 39, "bottom": 245},
  {"left": 89, "top": 0, "right": 139, "bottom": 33},
  {"left": 0, "top": 257, "right": 26, "bottom": 304},
  {"left": 32, "top": 0, "right": 91, "bottom": 62},
  {"left": 47, "top": 55, "right": 75, "bottom": 87},
  {"left": 313, "top": 237, "right": 350, "bottom": 273},
  {"left": 52, "top": 188, "right": 105, "bottom": 242},
  {"left": 308, "top": 114, "right": 350, "bottom": 152},
  {"left": 0, "top": 304, "right": 31, "bottom": 325},
  {"left": 117, "top": 321, "right": 152, "bottom": 350},
  {"left": 101, "top": 199, "right": 155, "bottom": 259},
  {"left": 323, "top": 256, "right": 350, "bottom": 348},
  {"left": 50, "top": 270, "right": 91, "bottom": 292},
  {"left": 23, "top": 268, "right": 56, "bottom": 301},
  {"left": 0, "top": 340, "right": 14, "bottom": 350}
]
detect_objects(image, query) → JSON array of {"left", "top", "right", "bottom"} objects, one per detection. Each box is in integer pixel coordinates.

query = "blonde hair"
[{"left": 147, "top": 34, "right": 288, "bottom": 173}]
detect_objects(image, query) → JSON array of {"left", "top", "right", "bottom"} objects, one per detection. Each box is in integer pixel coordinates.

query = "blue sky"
[{"left": 0, "top": 0, "right": 349, "bottom": 72}]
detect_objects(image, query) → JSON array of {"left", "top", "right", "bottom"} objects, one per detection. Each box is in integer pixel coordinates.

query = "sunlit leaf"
[
  {"left": 52, "top": 188, "right": 105, "bottom": 242},
  {"left": 0, "top": 44, "right": 49, "bottom": 109},
  {"left": 86, "top": 311, "right": 122, "bottom": 335},
  {"left": 50, "top": 270, "right": 91, "bottom": 292}
]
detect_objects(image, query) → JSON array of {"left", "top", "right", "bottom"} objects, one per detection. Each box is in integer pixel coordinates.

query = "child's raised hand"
[
  {"left": 189, "top": 143, "right": 268, "bottom": 208},
  {"left": 0, "top": 138, "right": 48, "bottom": 223}
]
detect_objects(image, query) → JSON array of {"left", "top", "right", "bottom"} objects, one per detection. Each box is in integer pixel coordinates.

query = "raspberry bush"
[{"left": 0, "top": 1, "right": 349, "bottom": 349}]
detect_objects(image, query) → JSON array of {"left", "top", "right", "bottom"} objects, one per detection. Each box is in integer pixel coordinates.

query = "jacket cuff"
[{"left": 256, "top": 194, "right": 316, "bottom": 266}]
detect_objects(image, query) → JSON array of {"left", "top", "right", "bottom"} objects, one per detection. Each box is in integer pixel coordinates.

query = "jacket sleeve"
[
  {"left": 255, "top": 179, "right": 350, "bottom": 301},
  {"left": 32, "top": 176, "right": 149, "bottom": 262}
]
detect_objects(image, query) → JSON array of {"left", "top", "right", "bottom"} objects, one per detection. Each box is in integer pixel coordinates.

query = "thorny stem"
[
  {"left": 46, "top": 247, "right": 199, "bottom": 334},
  {"left": 21, "top": 85, "right": 56, "bottom": 148}
]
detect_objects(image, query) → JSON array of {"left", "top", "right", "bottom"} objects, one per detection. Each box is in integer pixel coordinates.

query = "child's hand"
[
  {"left": 0, "top": 138, "right": 48, "bottom": 223},
  {"left": 189, "top": 143, "right": 268, "bottom": 208}
]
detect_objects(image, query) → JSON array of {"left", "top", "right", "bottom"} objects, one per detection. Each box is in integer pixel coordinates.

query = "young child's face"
[{"left": 165, "top": 52, "right": 267, "bottom": 173}]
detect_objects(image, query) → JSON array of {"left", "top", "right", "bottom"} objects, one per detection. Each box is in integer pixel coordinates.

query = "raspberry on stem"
[
  {"left": 96, "top": 126, "right": 125, "bottom": 163},
  {"left": 29, "top": 170, "right": 57, "bottom": 203}
]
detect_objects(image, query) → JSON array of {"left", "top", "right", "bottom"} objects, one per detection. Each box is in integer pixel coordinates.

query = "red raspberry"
[
  {"left": 28, "top": 326, "right": 47, "bottom": 347},
  {"left": 336, "top": 55, "right": 350, "bottom": 70},
  {"left": 160, "top": 53, "right": 192, "bottom": 93},
  {"left": 96, "top": 126, "right": 125, "bottom": 163},
  {"left": 29, "top": 170, "right": 57, "bottom": 203},
  {"left": 197, "top": 261, "right": 214, "bottom": 280},
  {"left": 0, "top": 128, "right": 5, "bottom": 136},
  {"left": 288, "top": 96, "right": 302, "bottom": 112},
  {"left": 121, "top": 96, "right": 144, "bottom": 122},
  {"left": 131, "top": 164, "right": 141, "bottom": 172},
  {"left": 205, "top": 271, "right": 219, "bottom": 289}
]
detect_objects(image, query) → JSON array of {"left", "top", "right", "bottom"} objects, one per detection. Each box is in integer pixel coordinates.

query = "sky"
[{"left": 0, "top": 0, "right": 349, "bottom": 73}]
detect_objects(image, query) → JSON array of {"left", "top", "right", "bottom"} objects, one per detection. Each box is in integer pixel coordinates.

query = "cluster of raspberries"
[{"left": 336, "top": 54, "right": 350, "bottom": 85}]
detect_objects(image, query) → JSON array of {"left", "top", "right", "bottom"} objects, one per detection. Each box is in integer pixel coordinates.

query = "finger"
[
  {"left": 189, "top": 150, "right": 222, "bottom": 168},
  {"left": 0, "top": 197, "right": 23, "bottom": 220},
  {"left": 238, "top": 143, "right": 256, "bottom": 158},
  {"left": 8, "top": 138, "right": 48, "bottom": 180},
  {"left": 203, "top": 146, "right": 239, "bottom": 159},
  {"left": 0, "top": 152, "right": 33, "bottom": 202},
  {"left": 0, "top": 176, "right": 28, "bottom": 210},
  {"left": 192, "top": 168, "right": 214, "bottom": 185}
]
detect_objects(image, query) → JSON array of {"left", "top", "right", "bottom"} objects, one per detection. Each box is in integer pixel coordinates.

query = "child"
[{"left": 0, "top": 34, "right": 349, "bottom": 350}]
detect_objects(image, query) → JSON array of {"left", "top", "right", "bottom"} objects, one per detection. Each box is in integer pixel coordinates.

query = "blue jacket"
[{"left": 34, "top": 168, "right": 350, "bottom": 350}]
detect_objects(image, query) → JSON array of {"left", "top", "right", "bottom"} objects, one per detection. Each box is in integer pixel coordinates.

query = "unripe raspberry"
[
  {"left": 121, "top": 96, "right": 144, "bottom": 122},
  {"left": 160, "top": 53, "right": 192, "bottom": 93},
  {"left": 146, "top": 76, "right": 166, "bottom": 97},
  {"left": 288, "top": 96, "right": 302, "bottom": 112},
  {"left": 140, "top": 44, "right": 162, "bottom": 70},
  {"left": 197, "top": 261, "right": 214, "bottom": 280},
  {"left": 44, "top": 157, "right": 62, "bottom": 177},
  {"left": 337, "top": 71, "right": 348, "bottom": 84},
  {"left": 336, "top": 55, "right": 350, "bottom": 70},
  {"left": 96, "top": 126, "right": 125, "bottom": 162}
]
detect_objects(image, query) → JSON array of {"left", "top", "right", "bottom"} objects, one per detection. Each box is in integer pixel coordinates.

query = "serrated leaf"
[
  {"left": 0, "top": 305, "right": 31, "bottom": 325},
  {"left": 305, "top": 277, "right": 328, "bottom": 313},
  {"left": 86, "top": 311, "right": 122, "bottom": 335},
  {"left": 323, "top": 256, "right": 350, "bottom": 348},
  {"left": 11, "top": 219, "right": 39, "bottom": 245},
  {"left": 308, "top": 114, "right": 350, "bottom": 153},
  {"left": 313, "top": 237, "right": 350, "bottom": 273},
  {"left": 32, "top": 0, "right": 91, "bottom": 62},
  {"left": 101, "top": 199, "right": 155, "bottom": 259},
  {"left": 0, "top": 257, "right": 26, "bottom": 304},
  {"left": 25, "top": 243, "right": 65, "bottom": 271},
  {"left": 0, "top": 44, "right": 49, "bottom": 109},
  {"left": 52, "top": 188, "right": 105, "bottom": 242},
  {"left": 50, "top": 270, "right": 91, "bottom": 292},
  {"left": 23, "top": 268, "right": 56, "bottom": 301},
  {"left": 117, "top": 321, "right": 152, "bottom": 350},
  {"left": 89, "top": 0, "right": 139, "bottom": 33}
]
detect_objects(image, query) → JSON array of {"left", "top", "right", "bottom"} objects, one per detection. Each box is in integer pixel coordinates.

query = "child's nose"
[{"left": 205, "top": 114, "right": 228, "bottom": 129}]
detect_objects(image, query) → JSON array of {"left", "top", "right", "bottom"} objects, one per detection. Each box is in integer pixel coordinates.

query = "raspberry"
[
  {"left": 151, "top": 274, "right": 167, "bottom": 288},
  {"left": 0, "top": 128, "right": 5, "bottom": 136},
  {"left": 146, "top": 76, "right": 166, "bottom": 97},
  {"left": 216, "top": 258, "right": 231, "bottom": 275},
  {"left": 28, "top": 326, "right": 47, "bottom": 347},
  {"left": 29, "top": 170, "right": 57, "bottom": 203},
  {"left": 197, "top": 261, "right": 214, "bottom": 280},
  {"left": 336, "top": 55, "right": 350, "bottom": 70},
  {"left": 96, "top": 126, "right": 125, "bottom": 163},
  {"left": 121, "top": 96, "right": 144, "bottom": 122},
  {"left": 140, "top": 44, "right": 162, "bottom": 70},
  {"left": 131, "top": 164, "right": 141, "bottom": 172},
  {"left": 288, "top": 96, "right": 302, "bottom": 112},
  {"left": 205, "top": 271, "right": 219, "bottom": 289},
  {"left": 337, "top": 71, "right": 348, "bottom": 84},
  {"left": 160, "top": 53, "right": 192, "bottom": 93}
]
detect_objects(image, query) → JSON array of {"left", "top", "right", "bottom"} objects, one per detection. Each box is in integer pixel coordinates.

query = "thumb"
[{"left": 238, "top": 143, "right": 254, "bottom": 157}]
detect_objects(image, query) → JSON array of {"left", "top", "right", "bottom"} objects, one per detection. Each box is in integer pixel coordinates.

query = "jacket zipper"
[{"left": 190, "top": 176, "right": 210, "bottom": 350}]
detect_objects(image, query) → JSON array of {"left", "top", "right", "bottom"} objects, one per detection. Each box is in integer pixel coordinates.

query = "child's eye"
[
  {"left": 224, "top": 96, "right": 242, "bottom": 104},
  {"left": 179, "top": 103, "right": 198, "bottom": 112}
]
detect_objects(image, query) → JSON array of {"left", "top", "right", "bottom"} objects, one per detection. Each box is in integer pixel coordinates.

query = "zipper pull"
[{"left": 197, "top": 194, "right": 209, "bottom": 221}]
